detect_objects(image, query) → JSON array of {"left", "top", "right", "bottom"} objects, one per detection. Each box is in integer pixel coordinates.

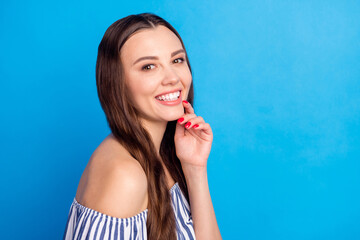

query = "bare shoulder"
[{"left": 75, "top": 134, "right": 148, "bottom": 218}]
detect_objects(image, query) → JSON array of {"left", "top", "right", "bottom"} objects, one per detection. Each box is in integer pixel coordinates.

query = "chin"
[{"left": 161, "top": 109, "right": 184, "bottom": 122}]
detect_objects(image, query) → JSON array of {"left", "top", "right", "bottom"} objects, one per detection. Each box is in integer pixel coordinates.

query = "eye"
[
  {"left": 173, "top": 57, "right": 185, "bottom": 64},
  {"left": 142, "top": 64, "right": 155, "bottom": 71}
]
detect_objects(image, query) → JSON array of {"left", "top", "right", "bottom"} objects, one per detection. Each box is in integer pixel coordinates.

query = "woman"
[{"left": 63, "top": 13, "right": 222, "bottom": 240}]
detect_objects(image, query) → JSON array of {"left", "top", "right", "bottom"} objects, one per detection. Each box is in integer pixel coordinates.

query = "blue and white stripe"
[
  {"left": 63, "top": 182, "right": 196, "bottom": 240},
  {"left": 170, "top": 183, "right": 196, "bottom": 240}
]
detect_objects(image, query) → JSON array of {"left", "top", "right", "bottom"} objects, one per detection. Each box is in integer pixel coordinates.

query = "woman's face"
[{"left": 120, "top": 25, "right": 192, "bottom": 124}]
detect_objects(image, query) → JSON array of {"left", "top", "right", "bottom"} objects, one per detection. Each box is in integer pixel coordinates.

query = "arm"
[
  {"left": 183, "top": 165, "right": 222, "bottom": 240},
  {"left": 76, "top": 152, "right": 148, "bottom": 218},
  {"left": 175, "top": 100, "right": 222, "bottom": 240},
  {"left": 64, "top": 153, "right": 149, "bottom": 239}
]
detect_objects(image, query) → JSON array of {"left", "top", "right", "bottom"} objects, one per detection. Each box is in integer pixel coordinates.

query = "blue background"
[{"left": 1, "top": 0, "right": 359, "bottom": 239}]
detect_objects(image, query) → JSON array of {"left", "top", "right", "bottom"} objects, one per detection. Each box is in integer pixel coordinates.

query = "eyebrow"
[{"left": 132, "top": 49, "right": 185, "bottom": 66}]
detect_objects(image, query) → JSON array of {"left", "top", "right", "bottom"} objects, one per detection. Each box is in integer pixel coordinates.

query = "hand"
[{"left": 174, "top": 100, "right": 213, "bottom": 170}]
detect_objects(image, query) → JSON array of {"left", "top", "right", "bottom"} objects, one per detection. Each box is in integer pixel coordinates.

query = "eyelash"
[{"left": 142, "top": 57, "right": 185, "bottom": 71}]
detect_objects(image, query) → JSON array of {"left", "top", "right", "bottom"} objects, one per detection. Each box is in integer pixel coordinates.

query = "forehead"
[{"left": 121, "top": 25, "right": 183, "bottom": 61}]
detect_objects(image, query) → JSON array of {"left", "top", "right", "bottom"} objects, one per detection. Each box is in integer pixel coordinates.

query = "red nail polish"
[
  {"left": 178, "top": 117, "right": 184, "bottom": 123},
  {"left": 182, "top": 100, "right": 189, "bottom": 104},
  {"left": 193, "top": 124, "right": 199, "bottom": 128},
  {"left": 185, "top": 122, "right": 191, "bottom": 128}
]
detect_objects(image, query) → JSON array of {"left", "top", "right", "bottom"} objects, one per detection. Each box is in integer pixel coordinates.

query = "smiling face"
[{"left": 120, "top": 25, "right": 192, "bottom": 124}]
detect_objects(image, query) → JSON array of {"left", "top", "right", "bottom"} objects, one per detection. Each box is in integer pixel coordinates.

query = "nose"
[{"left": 161, "top": 65, "right": 180, "bottom": 85}]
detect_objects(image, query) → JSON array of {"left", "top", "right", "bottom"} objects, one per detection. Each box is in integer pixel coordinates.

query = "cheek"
[
  {"left": 180, "top": 72, "right": 192, "bottom": 100},
  {"left": 128, "top": 79, "right": 158, "bottom": 107},
  {"left": 183, "top": 69, "right": 192, "bottom": 88}
]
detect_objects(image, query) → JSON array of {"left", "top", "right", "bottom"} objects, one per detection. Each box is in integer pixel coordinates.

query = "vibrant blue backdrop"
[{"left": 1, "top": 0, "right": 359, "bottom": 239}]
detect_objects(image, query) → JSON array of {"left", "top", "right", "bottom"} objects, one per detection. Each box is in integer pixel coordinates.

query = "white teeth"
[{"left": 156, "top": 91, "right": 180, "bottom": 101}]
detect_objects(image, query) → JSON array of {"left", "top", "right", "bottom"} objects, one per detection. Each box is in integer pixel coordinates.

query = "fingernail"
[
  {"left": 192, "top": 124, "right": 199, "bottom": 128},
  {"left": 185, "top": 122, "right": 191, "bottom": 128},
  {"left": 182, "top": 100, "right": 189, "bottom": 104},
  {"left": 178, "top": 117, "right": 184, "bottom": 123}
]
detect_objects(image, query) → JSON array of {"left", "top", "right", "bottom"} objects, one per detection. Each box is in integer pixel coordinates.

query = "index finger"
[{"left": 182, "top": 100, "right": 195, "bottom": 114}]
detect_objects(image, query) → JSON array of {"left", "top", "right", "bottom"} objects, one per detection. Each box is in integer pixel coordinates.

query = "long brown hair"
[{"left": 95, "top": 13, "right": 194, "bottom": 239}]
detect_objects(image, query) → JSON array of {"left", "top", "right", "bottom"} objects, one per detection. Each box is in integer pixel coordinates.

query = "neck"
[{"left": 140, "top": 119, "right": 168, "bottom": 155}]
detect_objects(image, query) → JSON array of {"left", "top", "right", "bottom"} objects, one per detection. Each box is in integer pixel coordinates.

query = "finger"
[
  {"left": 192, "top": 122, "right": 213, "bottom": 136},
  {"left": 175, "top": 117, "right": 185, "bottom": 138},
  {"left": 182, "top": 100, "right": 195, "bottom": 114},
  {"left": 177, "top": 113, "right": 197, "bottom": 125},
  {"left": 182, "top": 116, "right": 204, "bottom": 129}
]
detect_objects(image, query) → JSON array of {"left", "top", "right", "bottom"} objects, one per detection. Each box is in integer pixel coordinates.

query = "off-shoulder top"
[{"left": 63, "top": 182, "right": 196, "bottom": 239}]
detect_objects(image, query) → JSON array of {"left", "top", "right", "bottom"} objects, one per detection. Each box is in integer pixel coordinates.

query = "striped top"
[{"left": 63, "top": 182, "right": 196, "bottom": 240}]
